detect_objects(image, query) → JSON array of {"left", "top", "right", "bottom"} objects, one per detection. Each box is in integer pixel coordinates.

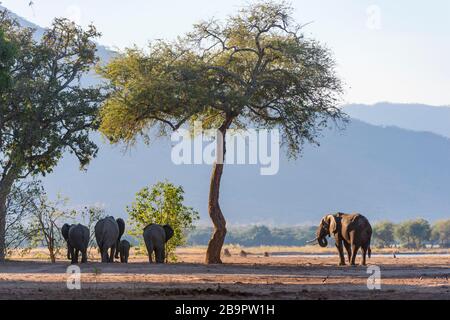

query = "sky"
[{"left": 1, "top": 0, "right": 449, "bottom": 106}]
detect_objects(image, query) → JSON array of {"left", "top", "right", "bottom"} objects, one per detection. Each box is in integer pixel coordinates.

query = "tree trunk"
[
  {"left": 0, "top": 170, "right": 17, "bottom": 262},
  {"left": 0, "top": 190, "right": 8, "bottom": 262},
  {"left": 205, "top": 116, "right": 233, "bottom": 264}
]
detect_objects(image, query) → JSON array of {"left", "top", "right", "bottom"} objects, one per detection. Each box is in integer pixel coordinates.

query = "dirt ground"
[{"left": 0, "top": 247, "right": 449, "bottom": 300}]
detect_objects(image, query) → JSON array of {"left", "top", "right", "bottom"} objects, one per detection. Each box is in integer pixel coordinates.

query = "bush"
[{"left": 127, "top": 181, "right": 199, "bottom": 261}]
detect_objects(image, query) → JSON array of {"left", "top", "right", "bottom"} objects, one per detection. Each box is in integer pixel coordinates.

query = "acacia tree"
[
  {"left": 98, "top": 1, "right": 344, "bottom": 263},
  {"left": 0, "top": 12, "right": 103, "bottom": 261}
]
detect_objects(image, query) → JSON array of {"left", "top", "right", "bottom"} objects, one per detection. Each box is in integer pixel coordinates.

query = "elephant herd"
[
  {"left": 61, "top": 216, "right": 174, "bottom": 264},
  {"left": 61, "top": 212, "right": 372, "bottom": 266}
]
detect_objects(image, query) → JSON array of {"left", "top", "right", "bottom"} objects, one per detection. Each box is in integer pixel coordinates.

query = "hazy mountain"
[
  {"left": 4, "top": 7, "right": 450, "bottom": 225},
  {"left": 42, "top": 119, "right": 450, "bottom": 225},
  {"left": 344, "top": 103, "right": 450, "bottom": 139}
]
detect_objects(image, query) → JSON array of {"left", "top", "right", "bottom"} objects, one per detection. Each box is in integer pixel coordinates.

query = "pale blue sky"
[{"left": 2, "top": 0, "right": 449, "bottom": 106}]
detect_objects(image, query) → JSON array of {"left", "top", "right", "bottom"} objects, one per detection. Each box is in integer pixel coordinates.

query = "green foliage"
[
  {"left": 127, "top": 181, "right": 199, "bottom": 261},
  {"left": 0, "top": 27, "right": 16, "bottom": 92},
  {"left": 0, "top": 13, "right": 103, "bottom": 177},
  {"left": 372, "top": 221, "right": 395, "bottom": 248},
  {"left": 394, "top": 219, "right": 431, "bottom": 248},
  {"left": 431, "top": 219, "right": 450, "bottom": 248}
]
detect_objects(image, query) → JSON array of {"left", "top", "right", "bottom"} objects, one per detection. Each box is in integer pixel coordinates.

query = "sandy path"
[{"left": 1, "top": 253, "right": 449, "bottom": 300}]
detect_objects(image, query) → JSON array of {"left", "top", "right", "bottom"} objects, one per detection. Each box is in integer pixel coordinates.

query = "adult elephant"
[
  {"left": 61, "top": 223, "right": 74, "bottom": 260},
  {"left": 95, "top": 216, "right": 119, "bottom": 263},
  {"left": 66, "top": 224, "right": 89, "bottom": 264},
  {"left": 114, "top": 218, "right": 125, "bottom": 260},
  {"left": 143, "top": 224, "right": 174, "bottom": 263},
  {"left": 315, "top": 212, "right": 372, "bottom": 266}
]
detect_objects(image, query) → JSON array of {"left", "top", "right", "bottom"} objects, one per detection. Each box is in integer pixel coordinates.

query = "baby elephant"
[
  {"left": 143, "top": 224, "right": 174, "bottom": 263},
  {"left": 119, "top": 239, "right": 130, "bottom": 263}
]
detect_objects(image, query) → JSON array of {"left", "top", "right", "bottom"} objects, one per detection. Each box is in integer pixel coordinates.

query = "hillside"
[{"left": 344, "top": 103, "right": 450, "bottom": 139}]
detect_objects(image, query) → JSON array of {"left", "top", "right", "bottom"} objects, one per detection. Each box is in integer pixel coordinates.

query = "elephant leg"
[
  {"left": 111, "top": 245, "right": 117, "bottom": 263},
  {"left": 115, "top": 240, "right": 120, "bottom": 259},
  {"left": 361, "top": 245, "right": 368, "bottom": 266},
  {"left": 101, "top": 247, "right": 108, "bottom": 263},
  {"left": 73, "top": 250, "right": 80, "bottom": 264},
  {"left": 335, "top": 241, "right": 346, "bottom": 266},
  {"left": 70, "top": 248, "right": 77, "bottom": 264},
  {"left": 343, "top": 242, "right": 352, "bottom": 264},
  {"left": 156, "top": 247, "right": 165, "bottom": 263},
  {"left": 144, "top": 239, "right": 154, "bottom": 263},
  {"left": 81, "top": 249, "right": 88, "bottom": 263},
  {"left": 67, "top": 243, "right": 72, "bottom": 260},
  {"left": 108, "top": 247, "right": 114, "bottom": 263},
  {"left": 351, "top": 244, "right": 359, "bottom": 266}
]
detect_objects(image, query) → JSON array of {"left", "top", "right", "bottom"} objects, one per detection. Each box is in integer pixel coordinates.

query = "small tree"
[
  {"left": 4, "top": 180, "right": 42, "bottom": 256},
  {"left": 98, "top": 1, "right": 344, "bottom": 263},
  {"left": 127, "top": 181, "right": 199, "bottom": 262},
  {"left": 28, "top": 194, "right": 76, "bottom": 263},
  {"left": 372, "top": 221, "right": 395, "bottom": 248},
  {"left": 431, "top": 220, "right": 450, "bottom": 248}
]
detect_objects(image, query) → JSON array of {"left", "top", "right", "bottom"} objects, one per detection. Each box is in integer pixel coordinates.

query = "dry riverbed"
[{"left": 0, "top": 247, "right": 449, "bottom": 300}]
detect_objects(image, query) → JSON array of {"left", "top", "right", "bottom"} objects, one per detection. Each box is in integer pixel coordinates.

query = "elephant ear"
[
  {"left": 327, "top": 215, "right": 338, "bottom": 235},
  {"left": 116, "top": 218, "right": 125, "bottom": 237},
  {"left": 61, "top": 224, "right": 70, "bottom": 241},
  {"left": 163, "top": 225, "right": 174, "bottom": 242}
]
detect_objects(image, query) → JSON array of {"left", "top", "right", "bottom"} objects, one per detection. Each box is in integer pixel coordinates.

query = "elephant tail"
[{"left": 368, "top": 247, "right": 371, "bottom": 258}]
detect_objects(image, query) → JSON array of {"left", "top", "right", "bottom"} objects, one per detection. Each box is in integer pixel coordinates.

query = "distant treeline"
[
  {"left": 187, "top": 225, "right": 317, "bottom": 247},
  {"left": 186, "top": 218, "right": 450, "bottom": 248},
  {"left": 371, "top": 219, "right": 450, "bottom": 248}
]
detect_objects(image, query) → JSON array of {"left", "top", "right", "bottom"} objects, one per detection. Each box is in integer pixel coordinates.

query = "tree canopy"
[{"left": 98, "top": 1, "right": 345, "bottom": 263}]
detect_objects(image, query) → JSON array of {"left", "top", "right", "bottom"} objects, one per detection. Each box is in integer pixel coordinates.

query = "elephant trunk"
[{"left": 317, "top": 236, "right": 328, "bottom": 248}]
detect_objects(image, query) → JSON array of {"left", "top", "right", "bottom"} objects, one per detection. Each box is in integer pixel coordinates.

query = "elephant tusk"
[{"left": 306, "top": 238, "right": 318, "bottom": 244}]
